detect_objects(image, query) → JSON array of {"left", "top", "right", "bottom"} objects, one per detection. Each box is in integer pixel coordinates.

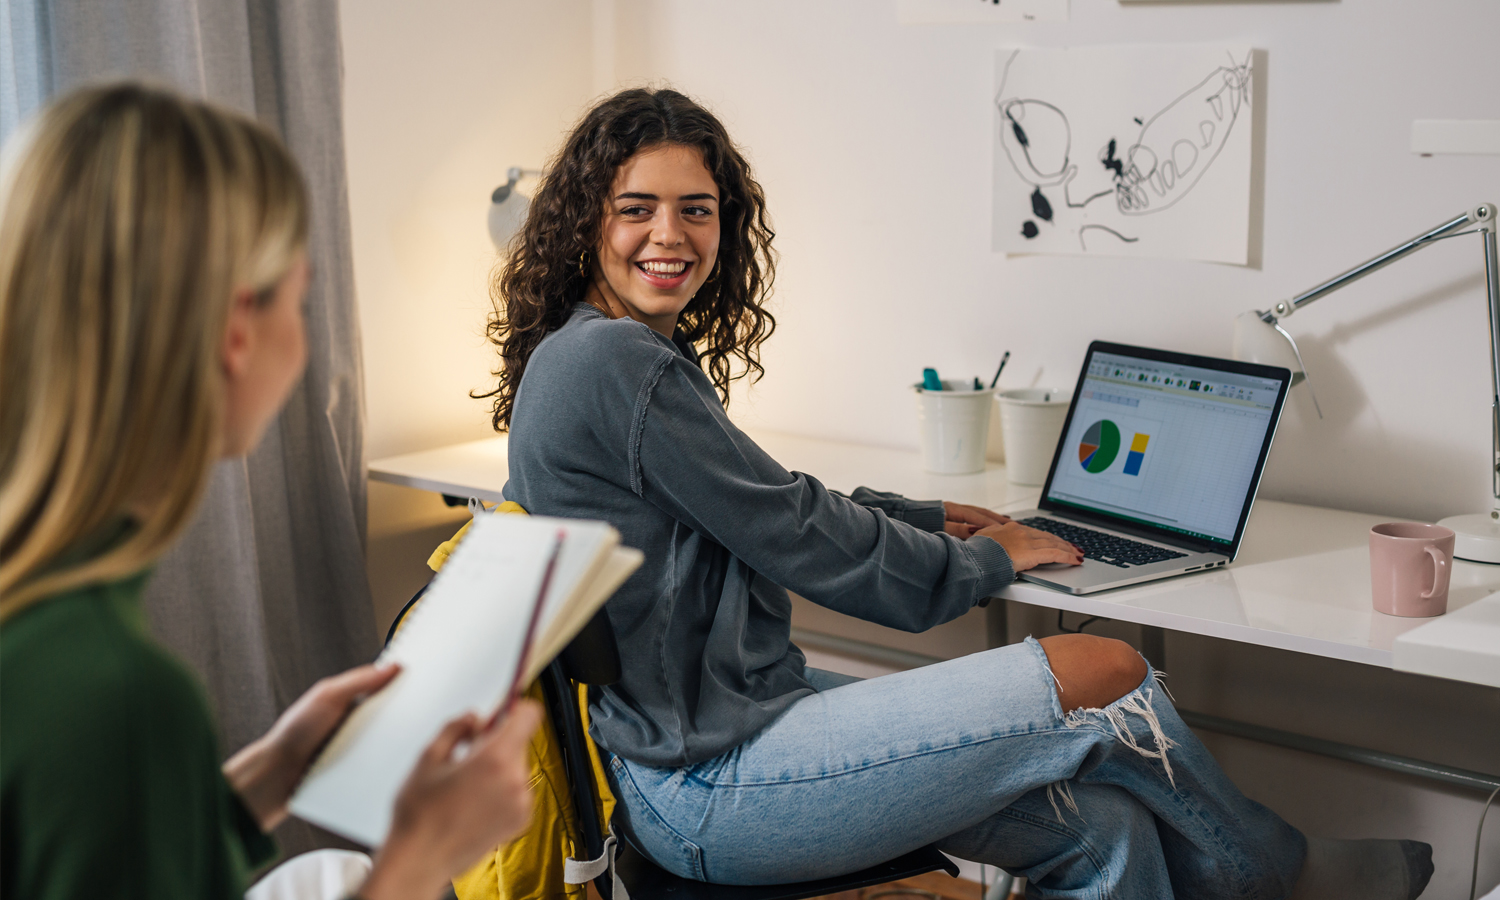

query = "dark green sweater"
[{"left": 1, "top": 567, "right": 277, "bottom": 899}]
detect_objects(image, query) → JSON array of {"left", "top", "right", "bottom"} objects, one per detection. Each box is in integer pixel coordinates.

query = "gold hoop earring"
[{"left": 577, "top": 251, "right": 589, "bottom": 278}]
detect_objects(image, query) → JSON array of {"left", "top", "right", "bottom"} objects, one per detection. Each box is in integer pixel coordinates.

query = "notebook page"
[{"left": 517, "top": 515, "right": 619, "bottom": 643}]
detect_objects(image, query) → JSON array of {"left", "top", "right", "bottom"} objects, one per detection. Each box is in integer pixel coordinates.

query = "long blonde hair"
[{"left": 0, "top": 83, "right": 309, "bottom": 618}]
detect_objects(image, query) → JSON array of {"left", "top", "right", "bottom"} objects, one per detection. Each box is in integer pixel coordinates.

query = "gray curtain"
[{"left": 2, "top": 0, "right": 378, "bottom": 854}]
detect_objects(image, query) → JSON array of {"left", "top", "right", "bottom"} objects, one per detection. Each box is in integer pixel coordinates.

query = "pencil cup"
[
  {"left": 913, "top": 382, "right": 993, "bottom": 475},
  {"left": 1369, "top": 522, "right": 1454, "bottom": 617},
  {"left": 996, "top": 389, "right": 1070, "bottom": 486}
]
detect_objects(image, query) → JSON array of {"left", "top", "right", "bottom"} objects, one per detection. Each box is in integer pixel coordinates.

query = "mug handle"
[{"left": 1420, "top": 545, "right": 1450, "bottom": 600}]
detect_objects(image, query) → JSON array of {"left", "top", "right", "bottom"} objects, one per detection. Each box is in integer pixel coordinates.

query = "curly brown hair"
[{"left": 474, "top": 88, "right": 777, "bottom": 431}]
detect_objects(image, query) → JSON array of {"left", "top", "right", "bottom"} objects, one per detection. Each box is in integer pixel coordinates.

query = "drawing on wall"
[
  {"left": 897, "top": 0, "right": 1067, "bottom": 25},
  {"left": 992, "top": 46, "right": 1256, "bottom": 264}
]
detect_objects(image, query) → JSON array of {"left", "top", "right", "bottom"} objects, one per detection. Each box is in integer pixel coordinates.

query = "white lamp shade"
[
  {"left": 1232, "top": 310, "right": 1305, "bottom": 380},
  {"left": 488, "top": 190, "right": 531, "bottom": 252}
]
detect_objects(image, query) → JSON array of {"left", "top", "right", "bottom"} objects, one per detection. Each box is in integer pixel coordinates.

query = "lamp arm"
[
  {"left": 1265, "top": 204, "right": 1495, "bottom": 321},
  {"left": 1484, "top": 223, "right": 1500, "bottom": 503}
]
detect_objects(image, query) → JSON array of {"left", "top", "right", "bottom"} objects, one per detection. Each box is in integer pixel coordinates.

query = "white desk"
[{"left": 369, "top": 430, "right": 1500, "bottom": 688}]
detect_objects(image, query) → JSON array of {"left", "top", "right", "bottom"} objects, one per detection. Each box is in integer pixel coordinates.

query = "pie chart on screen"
[{"left": 1078, "top": 420, "right": 1120, "bottom": 473}]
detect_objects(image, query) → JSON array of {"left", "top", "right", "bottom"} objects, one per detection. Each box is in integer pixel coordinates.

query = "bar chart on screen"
[{"left": 1124, "top": 432, "right": 1150, "bottom": 476}]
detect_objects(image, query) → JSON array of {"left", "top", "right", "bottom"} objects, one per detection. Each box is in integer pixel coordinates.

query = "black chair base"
[{"left": 612, "top": 839, "right": 959, "bottom": 900}]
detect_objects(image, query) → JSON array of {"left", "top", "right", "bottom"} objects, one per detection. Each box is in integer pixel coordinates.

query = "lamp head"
[
  {"left": 1232, "top": 310, "right": 1306, "bottom": 385},
  {"left": 488, "top": 167, "right": 530, "bottom": 252}
]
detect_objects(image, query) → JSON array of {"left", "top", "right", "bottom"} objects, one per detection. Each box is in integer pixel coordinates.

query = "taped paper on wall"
[{"left": 992, "top": 45, "right": 1256, "bottom": 264}]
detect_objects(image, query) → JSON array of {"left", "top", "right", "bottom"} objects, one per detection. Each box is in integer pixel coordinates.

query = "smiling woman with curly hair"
[
  {"left": 476, "top": 88, "right": 777, "bottom": 431},
  {"left": 479, "top": 87, "right": 1430, "bottom": 900}
]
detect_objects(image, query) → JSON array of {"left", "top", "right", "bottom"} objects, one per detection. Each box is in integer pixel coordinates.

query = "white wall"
[
  {"left": 340, "top": 2, "right": 1500, "bottom": 896},
  {"left": 341, "top": 0, "right": 596, "bottom": 461},
  {"left": 340, "top": 0, "right": 599, "bottom": 626},
  {"left": 614, "top": 0, "right": 1500, "bottom": 526}
]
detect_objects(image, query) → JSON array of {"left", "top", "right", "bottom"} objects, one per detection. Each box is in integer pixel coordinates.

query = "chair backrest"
[
  {"left": 545, "top": 605, "right": 622, "bottom": 867},
  {"left": 558, "top": 607, "right": 622, "bottom": 686},
  {"left": 533, "top": 606, "right": 621, "bottom": 900},
  {"left": 384, "top": 583, "right": 429, "bottom": 647},
  {"left": 541, "top": 659, "right": 611, "bottom": 872}
]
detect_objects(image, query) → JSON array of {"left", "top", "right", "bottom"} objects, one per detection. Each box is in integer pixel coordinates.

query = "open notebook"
[{"left": 289, "top": 513, "right": 643, "bottom": 847}]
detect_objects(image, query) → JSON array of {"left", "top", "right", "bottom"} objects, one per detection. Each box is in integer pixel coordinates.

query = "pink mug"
[{"left": 1369, "top": 522, "right": 1454, "bottom": 617}]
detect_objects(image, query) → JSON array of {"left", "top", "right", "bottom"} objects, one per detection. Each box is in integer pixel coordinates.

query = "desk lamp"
[
  {"left": 488, "top": 166, "right": 542, "bottom": 251},
  {"left": 1232, "top": 202, "right": 1500, "bottom": 562}
]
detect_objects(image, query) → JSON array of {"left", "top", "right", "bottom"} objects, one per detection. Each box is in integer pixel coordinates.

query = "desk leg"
[
  {"left": 1141, "top": 625, "right": 1166, "bottom": 670},
  {"left": 986, "top": 598, "right": 1010, "bottom": 648}
]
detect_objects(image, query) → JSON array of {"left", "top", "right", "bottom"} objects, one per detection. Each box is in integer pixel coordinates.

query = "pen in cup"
[{"left": 988, "top": 351, "right": 1011, "bottom": 390}]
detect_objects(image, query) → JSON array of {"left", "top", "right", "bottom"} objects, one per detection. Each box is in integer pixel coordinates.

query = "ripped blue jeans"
[{"left": 606, "top": 637, "right": 1306, "bottom": 899}]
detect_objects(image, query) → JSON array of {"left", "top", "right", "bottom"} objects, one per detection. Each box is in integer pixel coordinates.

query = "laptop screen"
[{"left": 1040, "top": 343, "right": 1290, "bottom": 553}]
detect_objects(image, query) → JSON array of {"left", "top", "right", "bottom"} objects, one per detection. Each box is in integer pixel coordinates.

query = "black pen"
[{"left": 988, "top": 351, "right": 1011, "bottom": 389}]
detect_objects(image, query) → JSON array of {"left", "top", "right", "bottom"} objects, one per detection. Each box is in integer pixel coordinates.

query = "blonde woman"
[{"left": 0, "top": 83, "right": 540, "bottom": 900}]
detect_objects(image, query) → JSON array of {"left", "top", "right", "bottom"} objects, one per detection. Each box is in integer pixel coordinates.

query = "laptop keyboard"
[{"left": 1018, "top": 517, "right": 1189, "bottom": 568}]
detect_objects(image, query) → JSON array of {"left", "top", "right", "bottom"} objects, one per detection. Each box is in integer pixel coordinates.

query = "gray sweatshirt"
[{"left": 503, "top": 305, "right": 1016, "bottom": 767}]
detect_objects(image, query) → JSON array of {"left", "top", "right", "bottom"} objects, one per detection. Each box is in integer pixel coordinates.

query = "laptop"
[{"left": 1009, "top": 341, "right": 1291, "bottom": 595}]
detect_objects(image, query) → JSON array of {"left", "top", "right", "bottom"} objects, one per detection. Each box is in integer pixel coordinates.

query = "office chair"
[{"left": 387, "top": 585, "right": 959, "bottom": 900}]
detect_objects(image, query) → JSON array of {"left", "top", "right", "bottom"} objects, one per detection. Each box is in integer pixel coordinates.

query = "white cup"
[
  {"left": 997, "top": 388, "right": 1070, "bottom": 486},
  {"left": 913, "top": 381, "right": 994, "bottom": 475}
]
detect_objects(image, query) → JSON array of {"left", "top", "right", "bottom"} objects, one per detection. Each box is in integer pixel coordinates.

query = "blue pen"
[{"left": 922, "top": 368, "right": 944, "bottom": 391}]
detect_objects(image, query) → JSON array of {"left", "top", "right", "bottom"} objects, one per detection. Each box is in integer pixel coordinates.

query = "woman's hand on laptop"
[
  {"left": 974, "top": 522, "right": 1084, "bottom": 571},
  {"left": 943, "top": 501, "right": 1012, "bottom": 538}
]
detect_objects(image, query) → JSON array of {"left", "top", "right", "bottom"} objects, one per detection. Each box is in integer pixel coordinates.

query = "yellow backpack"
[{"left": 406, "top": 505, "right": 618, "bottom": 900}]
